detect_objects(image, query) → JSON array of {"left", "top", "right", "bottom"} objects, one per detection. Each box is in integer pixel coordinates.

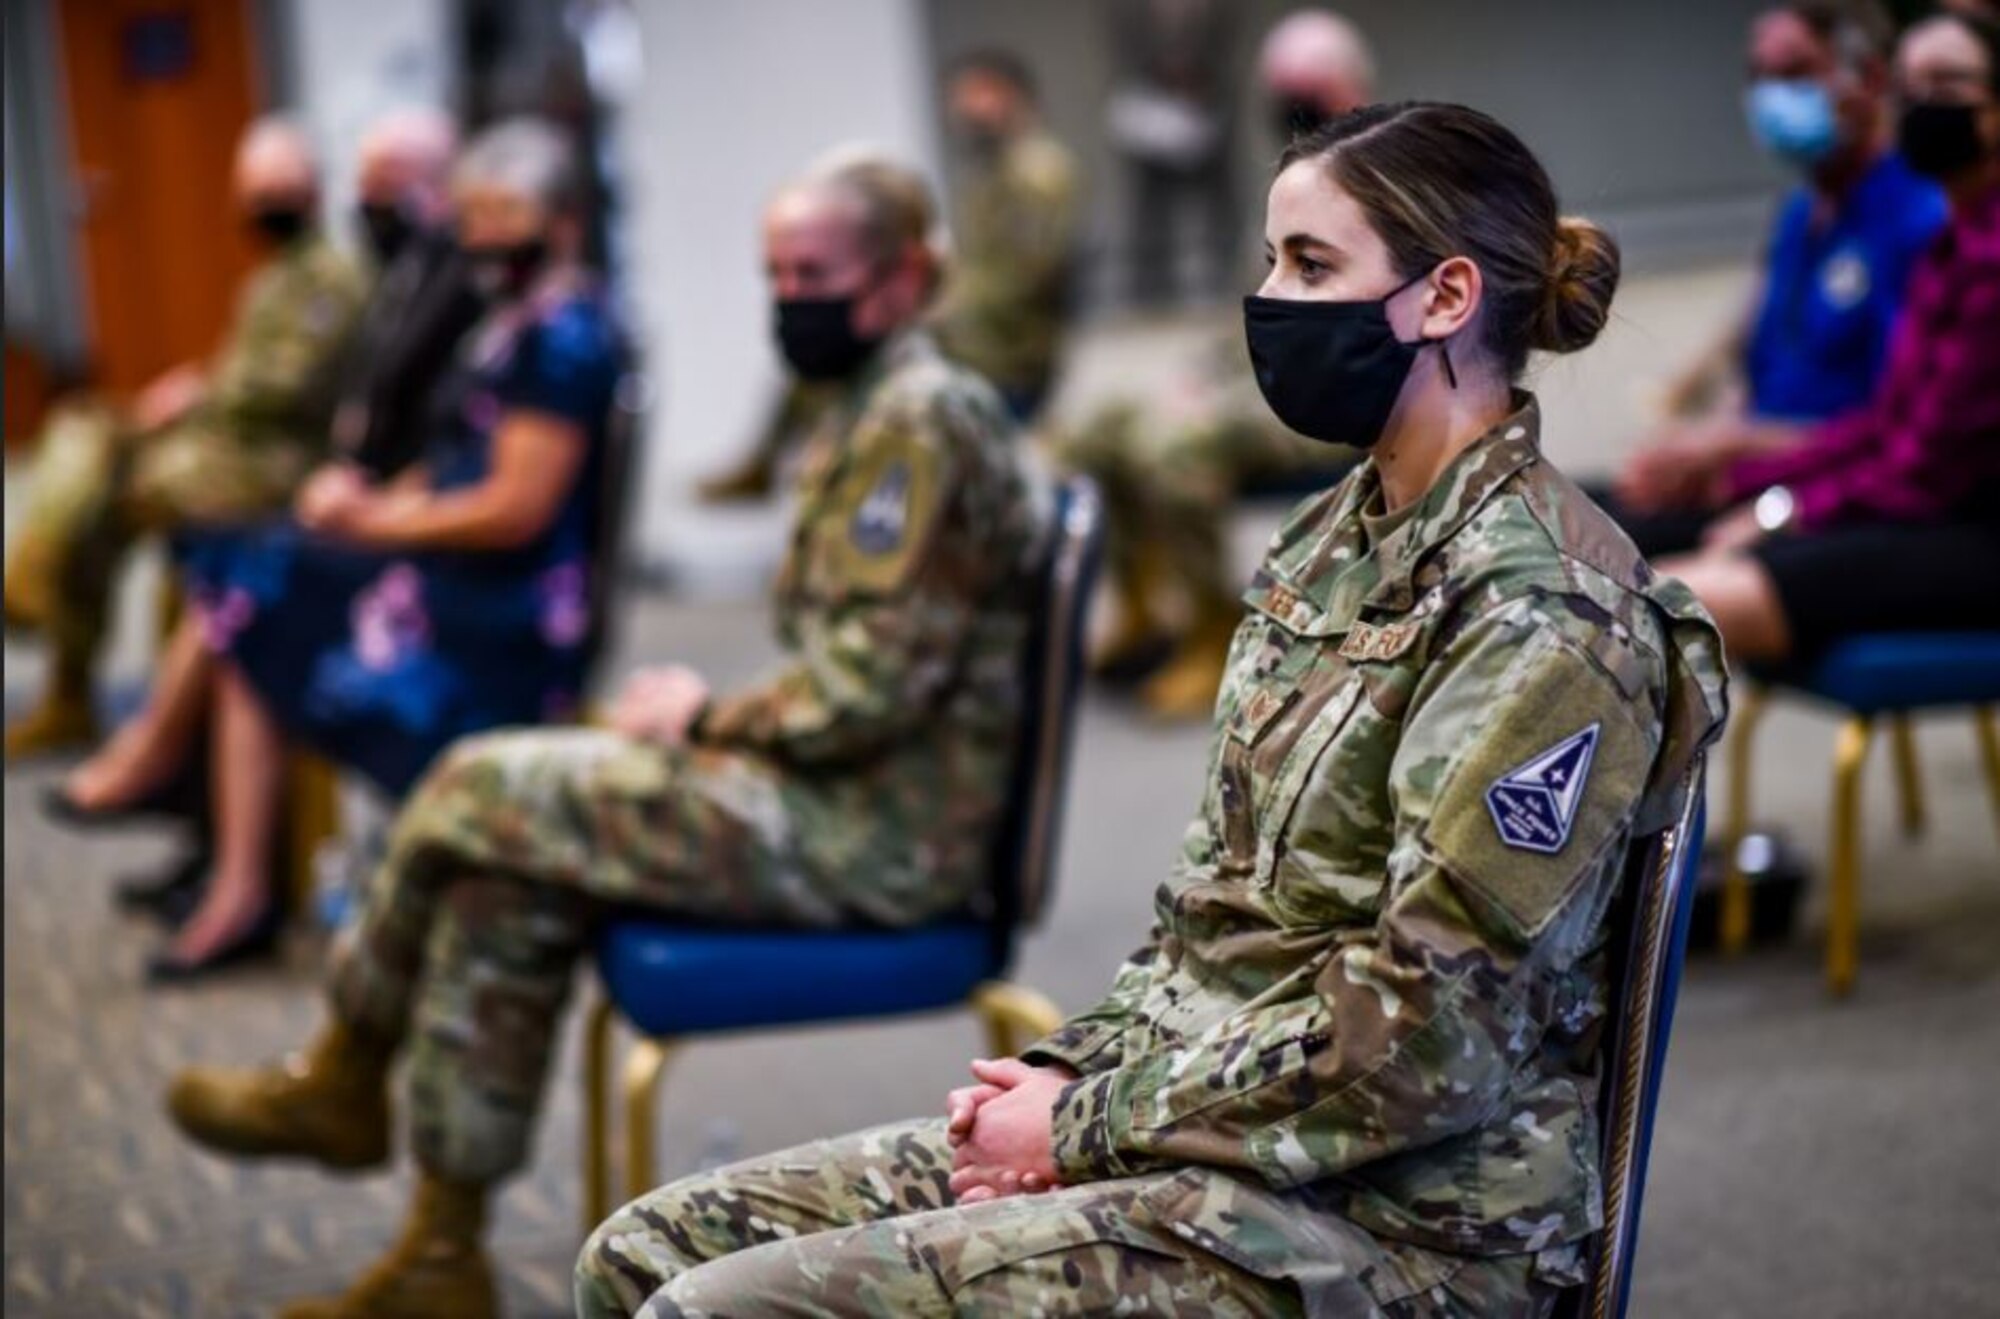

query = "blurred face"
[
  {"left": 1745, "top": 10, "right": 1879, "bottom": 162},
  {"left": 947, "top": 69, "right": 1020, "bottom": 146},
  {"left": 356, "top": 148, "right": 420, "bottom": 209},
  {"left": 1896, "top": 18, "right": 2000, "bottom": 177},
  {"left": 454, "top": 180, "right": 548, "bottom": 251}
]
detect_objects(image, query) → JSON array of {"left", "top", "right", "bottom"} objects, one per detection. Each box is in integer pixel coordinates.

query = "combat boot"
[
  {"left": 1140, "top": 606, "right": 1240, "bottom": 722},
  {"left": 278, "top": 1173, "right": 496, "bottom": 1319},
  {"left": 166, "top": 1020, "right": 393, "bottom": 1171},
  {"left": 696, "top": 451, "right": 777, "bottom": 503}
]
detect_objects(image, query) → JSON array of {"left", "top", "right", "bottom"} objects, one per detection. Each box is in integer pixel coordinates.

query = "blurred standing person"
[
  {"left": 931, "top": 49, "right": 1082, "bottom": 425},
  {"left": 161, "top": 151, "right": 1048, "bottom": 1317},
  {"left": 1660, "top": 11, "right": 2000, "bottom": 664},
  {"left": 1105, "top": 0, "right": 1238, "bottom": 307},
  {"left": 1058, "top": 8, "right": 1377, "bottom": 720},
  {"left": 699, "top": 49, "right": 1080, "bottom": 501},
  {"left": 1605, "top": 3, "right": 1946, "bottom": 545},
  {"left": 2, "top": 119, "right": 366, "bottom": 759},
  {"left": 333, "top": 107, "right": 487, "bottom": 481}
]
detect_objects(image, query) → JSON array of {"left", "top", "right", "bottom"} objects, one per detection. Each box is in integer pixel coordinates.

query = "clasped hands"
[
  {"left": 944, "top": 1057, "right": 1075, "bottom": 1205},
  {"left": 608, "top": 665, "right": 711, "bottom": 747}
]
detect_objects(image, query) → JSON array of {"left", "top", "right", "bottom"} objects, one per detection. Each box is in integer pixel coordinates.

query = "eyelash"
[{"left": 1262, "top": 254, "right": 1330, "bottom": 282}]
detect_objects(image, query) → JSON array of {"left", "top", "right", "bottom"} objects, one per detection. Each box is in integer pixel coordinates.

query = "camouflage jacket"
[
  {"left": 698, "top": 331, "right": 1051, "bottom": 923},
  {"left": 931, "top": 129, "right": 1081, "bottom": 396},
  {"left": 1025, "top": 397, "right": 1727, "bottom": 1291},
  {"left": 201, "top": 231, "right": 369, "bottom": 453}
]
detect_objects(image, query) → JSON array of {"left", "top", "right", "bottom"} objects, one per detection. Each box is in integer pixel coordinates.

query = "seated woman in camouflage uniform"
[
  {"left": 576, "top": 103, "right": 1729, "bottom": 1319},
  {"left": 159, "top": 153, "right": 1049, "bottom": 1318}
]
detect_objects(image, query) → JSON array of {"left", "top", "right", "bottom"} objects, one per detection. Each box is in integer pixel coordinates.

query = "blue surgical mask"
[{"left": 1747, "top": 79, "right": 1839, "bottom": 167}]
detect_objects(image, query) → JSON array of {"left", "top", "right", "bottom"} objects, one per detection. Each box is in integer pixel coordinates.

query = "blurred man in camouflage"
[
  {"left": 1058, "top": 9, "right": 1377, "bottom": 722},
  {"left": 2, "top": 117, "right": 366, "bottom": 758},
  {"left": 699, "top": 48, "right": 1078, "bottom": 500},
  {"left": 162, "top": 151, "right": 1049, "bottom": 1319}
]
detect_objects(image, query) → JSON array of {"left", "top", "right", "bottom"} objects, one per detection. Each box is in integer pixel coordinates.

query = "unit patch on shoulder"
[
  {"left": 849, "top": 460, "right": 912, "bottom": 555},
  {"left": 1485, "top": 723, "right": 1600, "bottom": 854}
]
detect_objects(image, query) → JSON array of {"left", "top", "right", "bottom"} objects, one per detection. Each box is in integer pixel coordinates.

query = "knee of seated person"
[{"left": 575, "top": 1191, "right": 684, "bottom": 1319}]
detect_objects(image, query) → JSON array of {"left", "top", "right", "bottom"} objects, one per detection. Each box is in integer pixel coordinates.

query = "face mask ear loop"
[{"left": 1435, "top": 339, "right": 1459, "bottom": 389}]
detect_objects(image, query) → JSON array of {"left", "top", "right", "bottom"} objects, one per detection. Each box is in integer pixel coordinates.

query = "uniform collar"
[{"left": 1360, "top": 392, "right": 1544, "bottom": 613}]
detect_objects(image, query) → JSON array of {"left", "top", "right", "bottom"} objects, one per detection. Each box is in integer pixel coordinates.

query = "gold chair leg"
[
  {"left": 970, "top": 981, "right": 1064, "bottom": 1058},
  {"left": 1827, "top": 716, "right": 1874, "bottom": 998},
  {"left": 1975, "top": 707, "right": 2000, "bottom": 840},
  {"left": 1719, "top": 686, "right": 1765, "bottom": 956},
  {"left": 582, "top": 997, "right": 616, "bottom": 1233},
  {"left": 622, "top": 1036, "right": 676, "bottom": 1203},
  {"left": 1888, "top": 714, "right": 1926, "bottom": 839}
]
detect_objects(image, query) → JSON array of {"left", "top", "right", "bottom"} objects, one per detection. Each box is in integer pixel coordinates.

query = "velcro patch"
[
  {"left": 1485, "top": 724, "right": 1600, "bottom": 854},
  {"left": 849, "top": 460, "right": 911, "bottom": 556}
]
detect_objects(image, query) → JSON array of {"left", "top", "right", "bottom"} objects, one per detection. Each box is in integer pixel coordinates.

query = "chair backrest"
[
  {"left": 581, "top": 367, "right": 649, "bottom": 692},
  {"left": 1554, "top": 766, "right": 1709, "bottom": 1319},
  {"left": 986, "top": 475, "right": 1106, "bottom": 969}
]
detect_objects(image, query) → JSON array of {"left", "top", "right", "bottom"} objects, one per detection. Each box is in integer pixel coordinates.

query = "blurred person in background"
[
  {"left": 1647, "top": 9, "right": 2000, "bottom": 665},
  {"left": 1056, "top": 7, "right": 1376, "bottom": 721},
  {"left": 1, "top": 118, "right": 367, "bottom": 760},
  {"left": 48, "top": 118, "right": 623, "bottom": 985},
  {"left": 1603, "top": 2, "right": 1946, "bottom": 545},
  {"left": 162, "top": 151, "right": 1048, "bottom": 1317},
  {"left": 577, "top": 101, "right": 1725, "bottom": 1319},
  {"left": 332, "top": 106, "right": 488, "bottom": 480},
  {"left": 700, "top": 47, "right": 1079, "bottom": 500}
]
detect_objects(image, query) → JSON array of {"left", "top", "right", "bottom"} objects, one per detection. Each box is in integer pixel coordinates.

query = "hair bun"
[{"left": 1532, "top": 217, "right": 1620, "bottom": 355}]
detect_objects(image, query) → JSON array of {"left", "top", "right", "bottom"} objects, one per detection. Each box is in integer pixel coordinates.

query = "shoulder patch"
[
  {"left": 1485, "top": 723, "right": 1599, "bottom": 854},
  {"left": 850, "top": 459, "right": 913, "bottom": 555}
]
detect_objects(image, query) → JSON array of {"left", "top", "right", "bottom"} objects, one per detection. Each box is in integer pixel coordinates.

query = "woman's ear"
[{"left": 1419, "top": 255, "right": 1483, "bottom": 343}]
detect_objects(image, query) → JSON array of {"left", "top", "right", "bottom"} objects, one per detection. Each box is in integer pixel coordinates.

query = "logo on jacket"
[
  {"left": 1486, "top": 723, "right": 1600, "bottom": 854},
  {"left": 850, "top": 461, "right": 912, "bottom": 555}
]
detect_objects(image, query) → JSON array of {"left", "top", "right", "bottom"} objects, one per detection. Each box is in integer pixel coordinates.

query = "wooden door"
[{"left": 56, "top": 0, "right": 263, "bottom": 398}]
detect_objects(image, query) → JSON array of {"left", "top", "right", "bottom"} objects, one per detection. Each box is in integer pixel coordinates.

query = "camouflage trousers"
[
  {"left": 326, "top": 727, "right": 853, "bottom": 1186},
  {"left": 2, "top": 397, "right": 310, "bottom": 660},
  {"left": 1050, "top": 401, "right": 1337, "bottom": 624},
  {"left": 575, "top": 1119, "right": 1552, "bottom": 1318}
]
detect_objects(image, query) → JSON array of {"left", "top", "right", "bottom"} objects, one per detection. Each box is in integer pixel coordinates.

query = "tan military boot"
[
  {"left": 278, "top": 1174, "right": 496, "bottom": 1319},
  {"left": 3, "top": 688, "right": 99, "bottom": 760},
  {"left": 166, "top": 1021, "right": 393, "bottom": 1171},
  {"left": 696, "top": 452, "right": 777, "bottom": 503},
  {"left": 1141, "top": 607, "right": 1240, "bottom": 722}
]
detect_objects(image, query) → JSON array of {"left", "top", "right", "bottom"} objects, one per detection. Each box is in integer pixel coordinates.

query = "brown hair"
[{"left": 1279, "top": 101, "right": 1620, "bottom": 377}]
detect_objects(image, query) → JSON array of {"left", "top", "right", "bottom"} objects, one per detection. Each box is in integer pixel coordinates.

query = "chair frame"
[
  {"left": 578, "top": 477, "right": 1103, "bottom": 1229},
  {"left": 1719, "top": 687, "right": 2000, "bottom": 996},
  {"left": 1561, "top": 769, "right": 1707, "bottom": 1319}
]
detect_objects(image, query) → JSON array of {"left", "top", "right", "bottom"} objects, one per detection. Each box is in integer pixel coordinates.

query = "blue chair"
[
  {"left": 1555, "top": 772, "right": 1709, "bottom": 1319},
  {"left": 1719, "top": 634, "right": 2000, "bottom": 995},
  {"left": 579, "top": 476, "right": 1106, "bottom": 1226}
]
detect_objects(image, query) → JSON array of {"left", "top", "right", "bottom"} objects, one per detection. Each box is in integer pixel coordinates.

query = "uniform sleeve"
[
  {"left": 209, "top": 253, "right": 368, "bottom": 434},
  {"left": 1047, "top": 604, "right": 1664, "bottom": 1187},
  {"left": 697, "top": 399, "right": 982, "bottom": 766},
  {"left": 1020, "top": 927, "right": 1164, "bottom": 1075}
]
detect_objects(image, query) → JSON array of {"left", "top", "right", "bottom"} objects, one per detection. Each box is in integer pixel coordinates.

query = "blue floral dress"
[{"left": 177, "top": 280, "right": 622, "bottom": 797}]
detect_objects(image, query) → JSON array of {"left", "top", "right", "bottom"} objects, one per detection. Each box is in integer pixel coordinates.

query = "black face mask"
[
  {"left": 463, "top": 237, "right": 549, "bottom": 304},
  {"left": 1272, "top": 95, "right": 1333, "bottom": 142},
  {"left": 248, "top": 205, "right": 310, "bottom": 247},
  {"left": 774, "top": 295, "right": 885, "bottom": 381},
  {"left": 1898, "top": 100, "right": 1988, "bottom": 180},
  {"left": 357, "top": 201, "right": 415, "bottom": 264},
  {"left": 1243, "top": 273, "right": 1450, "bottom": 448}
]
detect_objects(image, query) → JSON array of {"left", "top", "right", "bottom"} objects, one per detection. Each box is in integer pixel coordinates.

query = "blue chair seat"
[
  {"left": 595, "top": 920, "right": 996, "bottom": 1038},
  {"left": 1774, "top": 633, "right": 2000, "bottom": 715}
]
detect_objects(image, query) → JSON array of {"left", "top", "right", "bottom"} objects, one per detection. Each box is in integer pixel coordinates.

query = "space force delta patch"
[{"left": 1485, "top": 723, "right": 1600, "bottom": 854}]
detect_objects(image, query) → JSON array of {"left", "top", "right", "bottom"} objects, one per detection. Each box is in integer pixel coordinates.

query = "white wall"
[
  {"left": 619, "top": 0, "right": 940, "bottom": 585},
  {"left": 281, "top": 0, "right": 454, "bottom": 244}
]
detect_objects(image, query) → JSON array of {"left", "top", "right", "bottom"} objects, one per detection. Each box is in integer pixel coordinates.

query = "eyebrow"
[{"left": 1265, "top": 232, "right": 1344, "bottom": 259}]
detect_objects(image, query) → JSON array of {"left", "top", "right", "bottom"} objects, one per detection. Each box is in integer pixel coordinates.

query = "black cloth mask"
[
  {"left": 357, "top": 202, "right": 416, "bottom": 264},
  {"left": 463, "top": 237, "right": 549, "bottom": 304},
  {"left": 248, "top": 205, "right": 310, "bottom": 247},
  {"left": 774, "top": 295, "right": 885, "bottom": 381},
  {"left": 1243, "top": 272, "right": 1450, "bottom": 448},
  {"left": 1898, "top": 100, "right": 1987, "bottom": 180}
]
